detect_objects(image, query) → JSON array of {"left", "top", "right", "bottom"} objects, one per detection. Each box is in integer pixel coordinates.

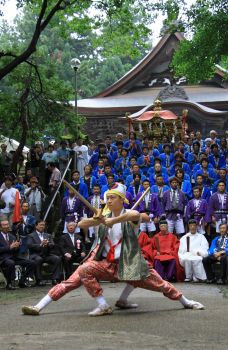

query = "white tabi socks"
[
  {"left": 118, "top": 284, "right": 135, "bottom": 302},
  {"left": 179, "top": 295, "right": 205, "bottom": 310},
  {"left": 34, "top": 294, "right": 53, "bottom": 311},
  {"left": 95, "top": 295, "right": 108, "bottom": 307}
]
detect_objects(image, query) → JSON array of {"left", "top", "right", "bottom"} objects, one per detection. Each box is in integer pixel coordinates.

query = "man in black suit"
[
  {"left": 59, "top": 222, "right": 86, "bottom": 279},
  {"left": 11, "top": 202, "right": 36, "bottom": 257},
  {"left": 0, "top": 220, "right": 36, "bottom": 289},
  {"left": 27, "top": 219, "right": 61, "bottom": 286}
]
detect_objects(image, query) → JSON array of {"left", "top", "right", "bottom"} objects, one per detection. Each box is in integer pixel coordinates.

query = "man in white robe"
[
  {"left": 179, "top": 219, "right": 209, "bottom": 282},
  {"left": 74, "top": 139, "right": 89, "bottom": 177}
]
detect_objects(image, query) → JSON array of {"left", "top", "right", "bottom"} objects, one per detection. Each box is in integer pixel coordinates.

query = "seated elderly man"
[
  {"left": 203, "top": 223, "right": 228, "bottom": 285},
  {"left": 0, "top": 220, "right": 36, "bottom": 289},
  {"left": 179, "top": 219, "right": 209, "bottom": 282},
  {"left": 27, "top": 220, "right": 62, "bottom": 286},
  {"left": 59, "top": 222, "right": 86, "bottom": 279}
]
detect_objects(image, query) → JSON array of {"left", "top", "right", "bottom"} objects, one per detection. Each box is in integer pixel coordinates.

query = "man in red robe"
[
  {"left": 138, "top": 231, "right": 151, "bottom": 249},
  {"left": 147, "top": 219, "right": 184, "bottom": 281}
]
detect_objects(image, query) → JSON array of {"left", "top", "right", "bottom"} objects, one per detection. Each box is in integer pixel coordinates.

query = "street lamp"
[{"left": 71, "top": 58, "right": 81, "bottom": 138}]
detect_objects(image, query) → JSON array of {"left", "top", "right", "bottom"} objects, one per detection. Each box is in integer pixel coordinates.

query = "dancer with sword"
[{"left": 22, "top": 182, "right": 204, "bottom": 317}]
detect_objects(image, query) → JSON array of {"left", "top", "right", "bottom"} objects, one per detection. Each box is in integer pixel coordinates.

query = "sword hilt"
[{"left": 93, "top": 207, "right": 104, "bottom": 220}]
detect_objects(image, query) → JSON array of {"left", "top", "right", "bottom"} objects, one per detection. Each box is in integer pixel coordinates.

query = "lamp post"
[{"left": 71, "top": 58, "right": 81, "bottom": 139}]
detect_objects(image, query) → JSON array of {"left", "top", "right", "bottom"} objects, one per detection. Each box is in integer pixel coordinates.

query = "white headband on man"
[{"left": 106, "top": 183, "right": 129, "bottom": 204}]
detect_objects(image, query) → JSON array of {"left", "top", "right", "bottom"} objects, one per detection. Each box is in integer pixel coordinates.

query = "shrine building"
[{"left": 77, "top": 32, "right": 228, "bottom": 140}]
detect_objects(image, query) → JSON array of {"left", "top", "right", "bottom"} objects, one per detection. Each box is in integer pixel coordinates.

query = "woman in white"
[
  {"left": 179, "top": 219, "right": 209, "bottom": 282},
  {"left": 74, "top": 139, "right": 88, "bottom": 176}
]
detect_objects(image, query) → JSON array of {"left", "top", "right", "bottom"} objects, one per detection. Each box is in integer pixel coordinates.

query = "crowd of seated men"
[
  {"left": 0, "top": 218, "right": 86, "bottom": 289},
  {"left": 0, "top": 129, "right": 228, "bottom": 289}
]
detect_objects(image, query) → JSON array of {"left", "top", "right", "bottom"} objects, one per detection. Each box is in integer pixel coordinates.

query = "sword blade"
[
  {"left": 131, "top": 186, "right": 150, "bottom": 210},
  {"left": 63, "top": 180, "right": 97, "bottom": 215}
]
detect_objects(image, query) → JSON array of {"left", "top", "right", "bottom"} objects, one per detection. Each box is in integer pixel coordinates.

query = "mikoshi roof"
[{"left": 130, "top": 109, "right": 178, "bottom": 122}]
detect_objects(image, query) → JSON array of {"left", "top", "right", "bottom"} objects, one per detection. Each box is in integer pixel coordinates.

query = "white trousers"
[
  {"left": 140, "top": 221, "right": 156, "bottom": 232},
  {"left": 88, "top": 226, "right": 98, "bottom": 237},
  {"left": 179, "top": 255, "right": 207, "bottom": 280},
  {"left": 167, "top": 219, "right": 184, "bottom": 235}
]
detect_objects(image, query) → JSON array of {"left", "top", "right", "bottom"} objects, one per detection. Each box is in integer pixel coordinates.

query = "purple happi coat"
[
  {"left": 85, "top": 194, "right": 103, "bottom": 217},
  {"left": 124, "top": 191, "right": 134, "bottom": 209},
  {"left": 60, "top": 196, "right": 83, "bottom": 223},
  {"left": 186, "top": 198, "right": 207, "bottom": 224},
  {"left": 162, "top": 190, "right": 187, "bottom": 220},
  {"left": 135, "top": 191, "right": 162, "bottom": 217},
  {"left": 205, "top": 192, "right": 228, "bottom": 223}
]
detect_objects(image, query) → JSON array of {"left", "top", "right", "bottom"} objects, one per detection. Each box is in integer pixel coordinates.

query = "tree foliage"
[
  {"left": 171, "top": 0, "right": 228, "bottom": 82},
  {"left": 0, "top": 0, "right": 156, "bottom": 80},
  {"left": 0, "top": 0, "right": 155, "bottom": 158}
]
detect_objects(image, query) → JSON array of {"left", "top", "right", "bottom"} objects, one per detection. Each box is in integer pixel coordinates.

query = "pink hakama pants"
[{"left": 49, "top": 258, "right": 182, "bottom": 301}]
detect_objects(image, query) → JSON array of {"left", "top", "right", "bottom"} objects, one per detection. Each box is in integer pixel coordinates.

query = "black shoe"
[
  {"left": 51, "top": 280, "right": 58, "bottom": 286},
  {"left": 206, "top": 278, "right": 217, "bottom": 284},
  {"left": 35, "top": 281, "right": 46, "bottom": 287},
  {"left": 6, "top": 284, "right": 16, "bottom": 290},
  {"left": 217, "top": 278, "right": 225, "bottom": 285}
]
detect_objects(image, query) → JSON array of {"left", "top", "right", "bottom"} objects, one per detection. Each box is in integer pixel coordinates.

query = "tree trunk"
[
  {"left": 0, "top": 0, "right": 65, "bottom": 81},
  {"left": 10, "top": 87, "right": 30, "bottom": 174}
]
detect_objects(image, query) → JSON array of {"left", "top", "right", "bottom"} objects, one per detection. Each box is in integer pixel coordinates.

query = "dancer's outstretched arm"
[
  {"left": 104, "top": 210, "right": 140, "bottom": 227},
  {"left": 79, "top": 210, "right": 141, "bottom": 229},
  {"left": 140, "top": 213, "right": 150, "bottom": 223},
  {"left": 78, "top": 217, "right": 104, "bottom": 229}
]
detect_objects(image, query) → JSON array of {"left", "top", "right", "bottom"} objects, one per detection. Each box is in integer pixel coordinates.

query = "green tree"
[
  {"left": 160, "top": 0, "right": 185, "bottom": 36},
  {"left": 0, "top": 16, "right": 86, "bottom": 172},
  {"left": 0, "top": 0, "right": 156, "bottom": 172},
  {"left": 0, "top": 0, "right": 157, "bottom": 80},
  {"left": 171, "top": 0, "right": 228, "bottom": 82},
  {"left": 95, "top": 57, "right": 132, "bottom": 93}
]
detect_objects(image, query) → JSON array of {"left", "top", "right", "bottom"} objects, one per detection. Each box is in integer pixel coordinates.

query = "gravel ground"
[{"left": 0, "top": 282, "right": 227, "bottom": 350}]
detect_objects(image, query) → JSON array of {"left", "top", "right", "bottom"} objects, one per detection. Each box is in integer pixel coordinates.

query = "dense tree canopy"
[
  {"left": 0, "top": 0, "right": 156, "bottom": 80},
  {"left": 171, "top": 0, "right": 228, "bottom": 82},
  {"left": 0, "top": 0, "right": 155, "bottom": 160}
]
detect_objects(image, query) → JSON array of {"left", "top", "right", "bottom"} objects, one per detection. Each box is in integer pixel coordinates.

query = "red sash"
[{"left": 106, "top": 238, "right": 122, "bottom": 263}]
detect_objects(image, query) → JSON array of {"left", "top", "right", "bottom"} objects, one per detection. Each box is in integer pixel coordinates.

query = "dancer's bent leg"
[
  {"left": 129, "top": 266, "right": 204, "bottom": 310},
  {"left": 129, "top": 266, "right": 181, "bottom": 300},
  {"left": 115, "top": 284, "right": 138, "bottom": 309},
  {"left": 77, "top": 259, "right": 119, "bottom": 297},
  {"left": 78, "top": 259, "right": 118, "bottom": 316},
  {"left": 49, "top": 268, "right": 82, "bottom": 301}
]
